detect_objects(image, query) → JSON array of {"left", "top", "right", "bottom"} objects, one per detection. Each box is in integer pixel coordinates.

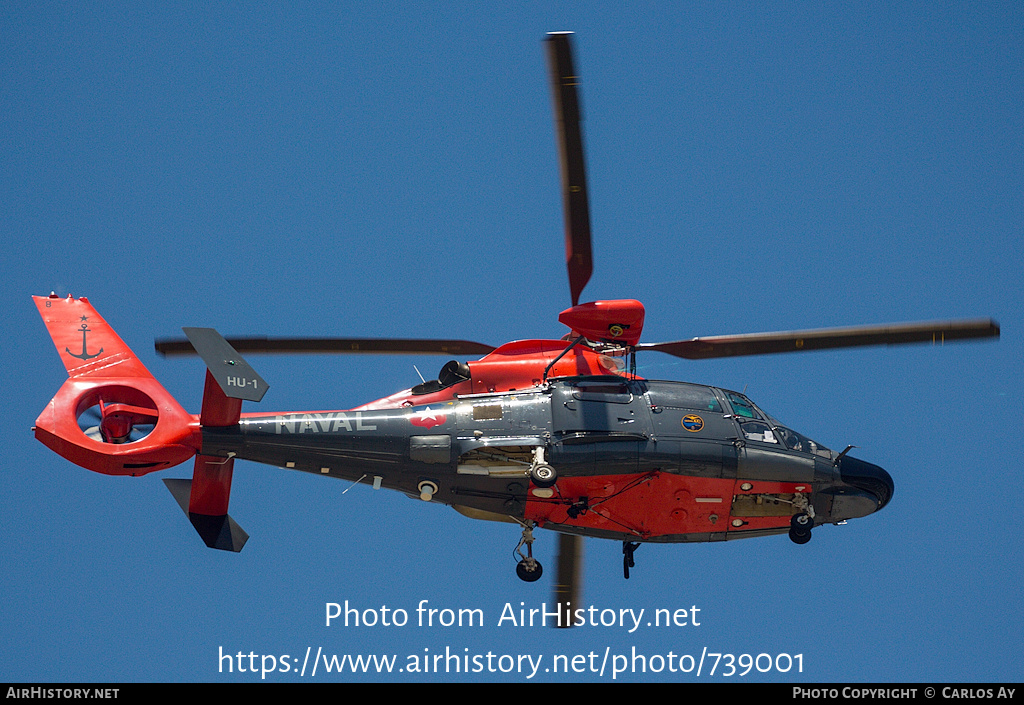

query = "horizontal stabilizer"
[
  {"left": 182, "top": 327, "right": 268, "bottom": 402},
  {"left": 164, "top": 478, "right": 249, "bottom": 552}
]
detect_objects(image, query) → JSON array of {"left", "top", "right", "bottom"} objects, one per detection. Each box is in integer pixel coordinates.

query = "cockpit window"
[
  {"left": 773, "top": 424, "right": 830, "bottom": 458},
  {"left": 726, "top": 392, "right": 760, "bottom": 419},
  {"left": 739, "top": 419, "right": 778, "bottom": 444},
  {"left": 725, "top": 390, "right": 832, "bottom": 458}
]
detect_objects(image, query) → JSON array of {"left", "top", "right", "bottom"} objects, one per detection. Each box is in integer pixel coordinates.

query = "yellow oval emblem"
[{"left": 682, "top": 414, "right": 704, "bottom": 432}]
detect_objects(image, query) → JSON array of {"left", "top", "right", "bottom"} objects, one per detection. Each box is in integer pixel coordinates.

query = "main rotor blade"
[
  {"left": 155, "top": 336, "right": 496, "bottom": 357},
  {"left": 637, "top": 319, "right": 1000, "bottom": 360},
  {"left": 553, "top": 532, "right": 583, "bottom": 628},
  {"left": 546, "top": 32, "right": 592, "bottom": 307}
]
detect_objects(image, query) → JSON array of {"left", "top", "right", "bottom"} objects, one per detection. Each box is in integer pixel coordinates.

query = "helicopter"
[{"left": 33, "top": 33, "right": 998, "bottom": 617}]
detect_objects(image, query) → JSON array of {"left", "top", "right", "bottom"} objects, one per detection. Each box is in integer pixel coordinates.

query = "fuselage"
[{"left": 203, "top": 376, "right": 893, "bottom": 543}]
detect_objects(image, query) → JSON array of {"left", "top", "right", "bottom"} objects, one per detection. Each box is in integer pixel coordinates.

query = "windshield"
[
  {"left": 723, "top": 390, "right": 831, "bottom": 458},
  {"left": 772, "top": 423, "right": 830, "bottom": 457}
]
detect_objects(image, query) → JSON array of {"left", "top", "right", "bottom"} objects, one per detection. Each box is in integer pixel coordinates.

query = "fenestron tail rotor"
[{"left": 76, "top": 397, "right": 158, "bottom": 445}]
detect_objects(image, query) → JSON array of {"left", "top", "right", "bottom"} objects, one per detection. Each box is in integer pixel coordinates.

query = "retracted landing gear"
[
  {"left": 789, "top": 512, "right": 814, "bottom": 544},
  {"left": 514, "top": 522, "right": 543, "bottom": 582},
  {"left": 623, "top": 541, "right": 641, "bottom": 579}
]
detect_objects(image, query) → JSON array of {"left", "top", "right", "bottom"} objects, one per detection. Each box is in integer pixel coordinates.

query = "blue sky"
[{"left": 2, "top": 2, "right": 1021, "bottom": 682}]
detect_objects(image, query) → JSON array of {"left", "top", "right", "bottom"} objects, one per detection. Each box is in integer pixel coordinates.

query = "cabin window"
[
  {"left": 665, "top": 384, "right": 723, "bottom": 412},
  {"left": 570, "top": 380, "right": 633, "bottom": 403}
]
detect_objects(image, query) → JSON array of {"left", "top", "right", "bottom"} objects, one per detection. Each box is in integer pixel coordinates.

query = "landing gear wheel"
[
  {"left": 516, "top": 559, "right": 543, "bottom": 582},
  {"left": 530, "top": 464, "right": 557, "bottom": 488},
  {"left": 513, "top": 522, "right": 543, "bottom": 582},
  {"left": 789, "top": 528, "right": 812, "bottom": 544},
  {"left": 789, "top": 513, "right": 813, "bottom": 544}
]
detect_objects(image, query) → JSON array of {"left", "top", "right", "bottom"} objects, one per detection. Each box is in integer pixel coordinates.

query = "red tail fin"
[{"left": 34, "top": 294, "right": 197, "bottom": 476}]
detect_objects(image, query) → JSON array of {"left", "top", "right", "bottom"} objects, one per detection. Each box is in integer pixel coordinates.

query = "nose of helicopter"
[{"left": 837, "top": 455, "right": 895, "bottom": 514}]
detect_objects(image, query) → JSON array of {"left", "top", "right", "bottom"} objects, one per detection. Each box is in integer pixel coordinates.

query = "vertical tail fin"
[
  {"left": 163, "top": 327, "right": 270, "bottom": 552},
  {"left": 35, "top": 293, "right": 154, "bottom": 380}
]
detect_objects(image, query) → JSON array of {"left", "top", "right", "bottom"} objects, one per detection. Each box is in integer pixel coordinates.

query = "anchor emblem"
[{"left": 66, "top": 320, "right": 103, "bottom": 360}]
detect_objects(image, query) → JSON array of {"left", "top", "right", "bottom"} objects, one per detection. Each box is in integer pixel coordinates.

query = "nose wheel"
[{"left": 789, "top": 513, "right": 814, "bottom": 544}]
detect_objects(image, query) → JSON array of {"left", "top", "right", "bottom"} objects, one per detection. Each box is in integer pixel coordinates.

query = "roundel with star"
[{"left": 410, "top": 406, "right": 447, "bottom": 429}]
